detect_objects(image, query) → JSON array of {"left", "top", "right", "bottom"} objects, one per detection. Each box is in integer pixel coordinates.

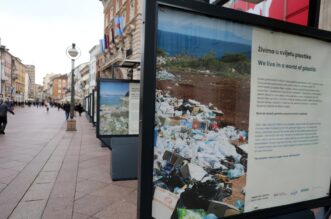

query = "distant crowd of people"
[
  {"left": 0, "top": 95, "right": 85, "bottom": 135},
  {"left": 12, "top": 100, "right": 84, "bottom": 115}
]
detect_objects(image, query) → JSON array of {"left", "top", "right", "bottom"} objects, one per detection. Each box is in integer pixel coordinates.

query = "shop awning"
[{"left": 101, "top": 57, "right": 140, "bottom": 71}]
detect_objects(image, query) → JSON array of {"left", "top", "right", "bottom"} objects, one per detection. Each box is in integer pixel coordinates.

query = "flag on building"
[
  {"left": 104, "top": 34, "right": 109, "bottom": 49},
  {"left": 99, "top": 39, "right": 105, "bottom": 52},
  {"left": 111, "top": 28, "right": 115, "bottom": 44},
  {"left": 106, "top": 35, "right": 110, "bottom": 48},
  {"left": 114, "top": 16, "right": 124, "bottom": 36}
]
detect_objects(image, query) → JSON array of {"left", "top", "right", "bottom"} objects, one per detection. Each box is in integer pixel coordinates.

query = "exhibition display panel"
[
  {"left": 89, "top": 92, "right": 93, "bottom": 119},
  {"left": 93, "top": 89, "right": 97, "bottom": 124},
  {"left": 97, "top": 79, "right": 140, "bottom": 138},
  {"left": 138, "top": 1, "right": 331, "bottom": 219}
]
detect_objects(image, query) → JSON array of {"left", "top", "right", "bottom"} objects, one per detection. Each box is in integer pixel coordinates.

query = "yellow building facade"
[{"left": 12, "top": 57, "right": 26, "bottom": 101}]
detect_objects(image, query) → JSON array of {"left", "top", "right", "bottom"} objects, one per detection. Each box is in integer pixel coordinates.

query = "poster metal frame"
[
  {"left": 87, "top": 93, "right": 91, "bottom": 120},
  {"left": 138, "top": 0, "right": 331, "bottom": 219},
  {"left": 89, "top": 92, "right": 93, "bottom": 119},
  {"left": 308, "top": 0, "right": 321, "bottom": 28},
  {"left": 92, "top": 89, "right": 96, "bottom": 125},
  {"left": 86, "top": 96, "right": 88, "bottom": 115},
  {"left": 85, "top": 96, "right": 89, "bottom": 120},
  {"left": 83, "top": 96, "right": 86, "bottom": 112},
  {"left": 96, "top": 78, "right": 140, "bottom": 138}
]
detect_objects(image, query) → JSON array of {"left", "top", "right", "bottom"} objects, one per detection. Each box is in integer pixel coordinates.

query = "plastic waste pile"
[
  {"left": 100, "top": 100, "right": 129, "bottom": 134},
  {"left": 156, "top": 70, "right": 180, "bottom": 81},
  {"left": 153, "top": 89, "right": 248, "bottom": 218}
]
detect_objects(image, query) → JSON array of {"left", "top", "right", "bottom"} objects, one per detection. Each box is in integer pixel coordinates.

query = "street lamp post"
[
  {"left": 0, "top": 60, "right": 3, "bottom": 95},
  {"left": 70, "top": 58, "right": 75, "bottom": 119},
  {"left": 66, "top": 43, "right": 80, "bottom": 131}
]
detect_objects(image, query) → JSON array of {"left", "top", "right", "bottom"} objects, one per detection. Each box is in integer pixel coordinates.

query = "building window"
[
  {"left": 130, "top": 0, "right": 134, "bottom": 20},
  {"left": 116, "top": 0, "right": 120, "bottom": 13},
  {"left": 105, "top": 13, "right": 109, "bottom": 27},
  {"left": 122, "top": 8, "right": 126, "bottom": 24}
]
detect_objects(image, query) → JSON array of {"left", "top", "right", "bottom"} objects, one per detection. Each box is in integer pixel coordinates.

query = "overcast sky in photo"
[
  {"left": 0, "top": 0, "right": 104, "bottom": 84},
  {"left": 158, "top": 7, "right": 252, "bottom": 44}
]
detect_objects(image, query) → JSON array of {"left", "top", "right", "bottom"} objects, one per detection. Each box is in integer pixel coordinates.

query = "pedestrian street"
[{"left": 0, "top": 106, "right": 137, "bottom": 219}]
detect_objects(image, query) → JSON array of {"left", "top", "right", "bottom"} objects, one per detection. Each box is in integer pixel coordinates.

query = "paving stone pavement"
[{"left": 0, "top": 106, "right": 137, "bottom": 219}]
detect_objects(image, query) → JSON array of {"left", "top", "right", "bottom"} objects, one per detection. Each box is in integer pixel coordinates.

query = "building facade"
[
  {"left": 80, "top": 63, "right": 90, "bottom": 98},
  {"left": 98, "top": 0, "right": 142, "bottom": 79},
  {"left": 66, "top": 62, "right": 89, "bottom": 103},
  {"left": 89, "top": 44, "right": 101, "bottom": 93},
  {"left": 219, "top": 0, "right": 330, "bottom": 30},
  {"left": 223, "top": 0, "right": 309, "bottom": 26},
  {"left": 43, "top": 73, "right": 57, "bottom": 101},
  {"left": 24, "top": 72, "right": 29, "bottom": 100},
  {"left": 33, "top": 84, "right": 44, "bottom": 101},
  {"left": 13, "top": 57, "right": 25, "bottom": 102},
  {"left": 25, "top": 65, "right": 36, "bottom": 99},
  {"left": 0, "top": 45, "right": 13, "bottom": 97},
  {"left": 52, "top": 74, "right": 68, "bottom": 102},
  {"left": 0, "top": 43, "right": 37, "bottom": 100}
]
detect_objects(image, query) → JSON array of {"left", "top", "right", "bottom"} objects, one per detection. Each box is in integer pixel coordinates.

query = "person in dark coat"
[
  {"left": 0, "top": 95, "right": 15, "bottom": 135},
  {"left": 63, "top": 102, "right": 71, "bottom": 120},
  {"left": 77, "top": 103, "right": 83, "bottom": 116}
]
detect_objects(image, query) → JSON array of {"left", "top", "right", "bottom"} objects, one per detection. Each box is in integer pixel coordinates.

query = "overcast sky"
[
  {"left": 0, "top": 0, "right": 104, "bottom": 84},
  {"left": 159, "top": 7, "right": 252, "bottom": 44}
]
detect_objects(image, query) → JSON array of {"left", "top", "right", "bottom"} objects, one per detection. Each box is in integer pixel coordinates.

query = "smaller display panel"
[
  {"left": 84, "top": 96, "right": 88, "bottom": 113},
  {"left": 94, "top": 90, "right": 97, "bottom": 124},
  {"left": 97, "top": 79, "right": 140, "bottom": 137},
  {"left": 87, "top": 94, "right": 91, "bottom": 118},
  {"left": 89, "top": 93, "right": 93, "bottom": 118}
]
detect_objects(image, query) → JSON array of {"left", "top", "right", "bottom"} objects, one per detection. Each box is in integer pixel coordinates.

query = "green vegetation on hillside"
[{"left": 158, "top": 49, "right": 251, "bottom": 77}]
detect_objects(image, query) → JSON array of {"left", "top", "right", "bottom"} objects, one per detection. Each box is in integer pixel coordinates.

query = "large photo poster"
[
  {"left": 153, "top": 7, "right": 251, "bottom": 219},
  {"left": 98, "top": 80, "right": 140, "bottom": 136},
  {"left": 151, "top": 6, "right": 331, "bottom": 219}
]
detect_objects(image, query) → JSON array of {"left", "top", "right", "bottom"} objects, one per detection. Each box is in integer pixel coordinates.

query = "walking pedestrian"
[
  {"left": 63, "top": 102, "right": 70, "bottom": 120},
  {"left": 45, "top": 102, "right": 49, "bottom": 112},
  {"left": 0, "top": 94, "right": 15, "bottom": 135},
  {"left": 77, "top": 103, "right": 83, "bottom": 116}
]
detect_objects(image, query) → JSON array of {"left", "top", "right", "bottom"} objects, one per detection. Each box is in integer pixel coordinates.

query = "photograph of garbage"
[
  {"left": 152, "top": 7, "right": 252, "bottom": 219},
  {"left": 99, "top": 81, "right": 130, "bottom": 135}
]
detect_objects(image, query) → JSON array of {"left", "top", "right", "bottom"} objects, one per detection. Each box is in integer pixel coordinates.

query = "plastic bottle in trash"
[
  {"left": 192, "top": 119, "right": 200, "bottom": 129},
  {"left": 210, "top": 121, "right": 219, "bottom": 130},
  {"left": 204, "top": 214, "right": 218, "bottom": 219},
  {"left": 234, "top": 200, "right": 245, "bottom": 211}
]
